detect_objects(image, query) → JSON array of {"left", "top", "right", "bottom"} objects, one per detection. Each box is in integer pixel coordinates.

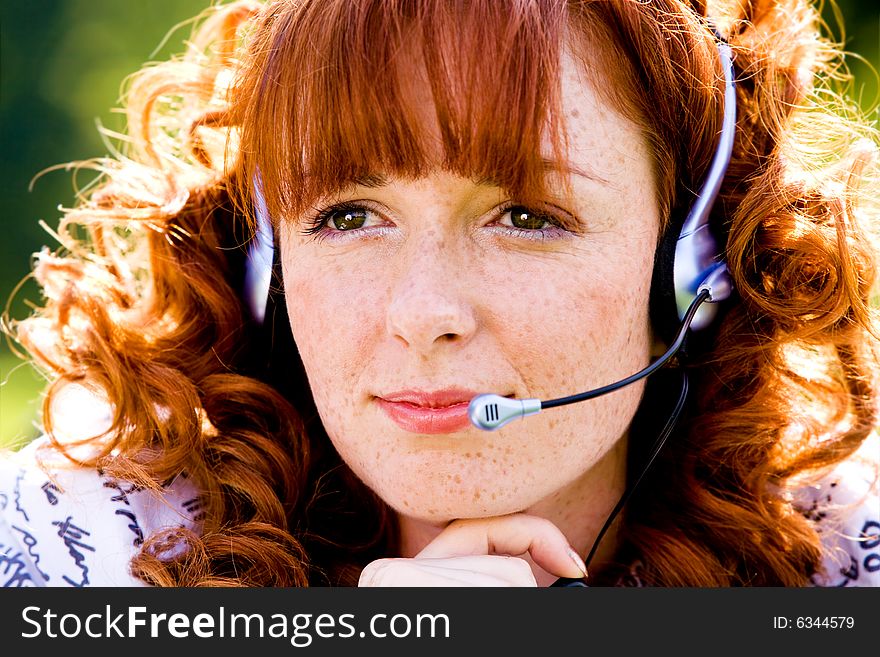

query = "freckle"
[
  {"left": 492, "top": 458, "right": 497, "bottom": 464},
  {"left": 476, "top": 452, "right": 483, "bottom": 458},
  {"left": 403, "top": 500, "right": 410, "bottom": 507},
  {"left": 473, "top": 490, "right": 481, "bottom": 501},
  {"left": 454, "top": 474, "right": 462, "bottom": 483},
  {"left": 570, "top": 108, "right": 580, "bottom": 118},
  {"left": 464, "top": 452, "right": 471, "bottom": 458},
  {"left": 491, "top": 493, "right": 497, "bottom": 500}
]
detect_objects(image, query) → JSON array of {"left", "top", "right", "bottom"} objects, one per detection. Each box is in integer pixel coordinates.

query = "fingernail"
[{"left": 567, "top": 548, "right": 588, "bottom": 578}]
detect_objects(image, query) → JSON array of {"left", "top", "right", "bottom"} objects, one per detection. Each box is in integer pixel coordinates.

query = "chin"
[{"left": 381, "top": 486, "right": 530, "bottom": 524}]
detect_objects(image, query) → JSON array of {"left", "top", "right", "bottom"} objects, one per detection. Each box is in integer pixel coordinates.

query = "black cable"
[
  {"left": 588, "top": 368, "right": 688, "bottom": 569},
  {"left": 550, "top": 291, "right": 711, "bottom": 587},
  {"left": 551, "top": 369, "right": 690, "bottom": 587}
]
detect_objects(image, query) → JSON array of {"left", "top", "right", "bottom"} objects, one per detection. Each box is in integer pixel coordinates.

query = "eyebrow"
[
  {"left": 346, "top": 158, "right": 609, "bottom": 190},
  {"left": 350, "top": 172, "right": 391, "bottom": 188}
]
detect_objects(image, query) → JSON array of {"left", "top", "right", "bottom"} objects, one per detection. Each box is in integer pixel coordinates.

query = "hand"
[{"left": 358, "top": 513, "right": 587, "bottom": 586}]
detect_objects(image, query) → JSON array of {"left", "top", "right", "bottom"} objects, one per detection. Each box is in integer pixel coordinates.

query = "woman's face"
[{"left": 280, "top": 50, "right": 660, "bottom": 526}]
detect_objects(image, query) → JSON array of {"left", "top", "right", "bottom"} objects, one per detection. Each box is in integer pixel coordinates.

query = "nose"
[{"left": 385, "top": 242, "right": 478, "bottom": 354}]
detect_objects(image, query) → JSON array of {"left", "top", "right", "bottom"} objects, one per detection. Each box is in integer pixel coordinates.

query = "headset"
[{"left": 242, "top": 32, "right": 737, "bottom": 586}]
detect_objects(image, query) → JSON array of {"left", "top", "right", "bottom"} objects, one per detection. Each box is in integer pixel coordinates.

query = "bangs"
[{"left": 234, "top": 0, "right": 570, "bottom": 222}]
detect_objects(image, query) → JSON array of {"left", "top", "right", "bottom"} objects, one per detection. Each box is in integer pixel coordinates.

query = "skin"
[{"left": 279, "top": 48, "right": 661, "bottom": 586}]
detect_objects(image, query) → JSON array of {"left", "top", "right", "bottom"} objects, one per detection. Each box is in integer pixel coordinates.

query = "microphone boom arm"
[{"left": 468, "top": 286, "right": 714, "bottom": 431}]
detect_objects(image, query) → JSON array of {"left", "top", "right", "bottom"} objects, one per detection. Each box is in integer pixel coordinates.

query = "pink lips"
[{"left": 375, "top": 389, "right": 478, "bottom": 434}]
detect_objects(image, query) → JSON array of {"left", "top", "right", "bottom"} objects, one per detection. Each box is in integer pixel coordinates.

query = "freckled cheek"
[
  {"left": 495, "top": 265, "right": 652, "bottom": 399},
  {"left": 569, "top": 281, "right": 652, "bottom": 375},
  {"left": 283, "top": 268, "right": 385, "bottom": 421}
]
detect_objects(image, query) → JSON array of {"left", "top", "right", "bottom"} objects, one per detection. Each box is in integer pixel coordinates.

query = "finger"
[
  {"left": 417, "top": 556, "right": 538, "bottom": 586},
  {"left": 415, "top": 513, "right": 587, "bottom": 579},
  {"left": 359, "top": 555, "right": 537, "bottom": 587}
]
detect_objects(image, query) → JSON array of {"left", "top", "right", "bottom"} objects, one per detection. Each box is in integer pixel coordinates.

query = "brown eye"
[
  {"left": 508, "top": 206, "right": 553, "bottom": 230},
  {"left": 329, "top": 209, "right": 368, "bottom": 230}
]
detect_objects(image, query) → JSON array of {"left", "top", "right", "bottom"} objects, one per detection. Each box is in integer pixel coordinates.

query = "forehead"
[
  {"left": 556, "top": 47, "right": 648, "bottom": 185},
  {"left": 335, "top": 49, "right": 644, "bottom": 193}
]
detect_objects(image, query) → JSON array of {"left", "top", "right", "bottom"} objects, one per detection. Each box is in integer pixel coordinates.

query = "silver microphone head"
[{"left": 468, "top": 394, "right": 542, "bottom": 431}]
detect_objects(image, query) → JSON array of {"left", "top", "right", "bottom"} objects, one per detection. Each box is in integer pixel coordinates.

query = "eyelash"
[
  {"left": 300, "top": 202, "right": 389, "bottom": 243},
  {"left": 494, "top": 202, "right": 572, "bottom": 241},
  {"left": 300, "top": 201, "right": 573, "bottom": 242}
]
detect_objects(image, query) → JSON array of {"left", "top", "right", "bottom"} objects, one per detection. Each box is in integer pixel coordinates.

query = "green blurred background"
[{"left": 1, "top": 1, "right": 878, "bottom": 449}]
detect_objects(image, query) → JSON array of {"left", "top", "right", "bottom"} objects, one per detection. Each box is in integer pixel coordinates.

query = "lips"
[{"left": 375, "top": 388, "right": 481, "bottom": 434}]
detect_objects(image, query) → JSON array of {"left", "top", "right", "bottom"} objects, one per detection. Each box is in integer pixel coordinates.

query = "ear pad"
[
  {"left": 649, "top": 210, "right": 686, "bottom": 348},
  {"left": 650, "top": 207, "right": 733, "bottom": 356},
  {"left": 253, "top": 243, "right": 318, "bottom": 418}
]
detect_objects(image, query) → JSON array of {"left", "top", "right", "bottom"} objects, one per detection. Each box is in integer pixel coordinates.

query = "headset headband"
[{"left": 672, "top": 36, "right": 736, "bottom": 330}]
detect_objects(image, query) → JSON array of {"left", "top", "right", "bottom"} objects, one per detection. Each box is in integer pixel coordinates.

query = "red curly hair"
[{"left": 8, "top": 0, "right": 880, "bottom": 586}]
